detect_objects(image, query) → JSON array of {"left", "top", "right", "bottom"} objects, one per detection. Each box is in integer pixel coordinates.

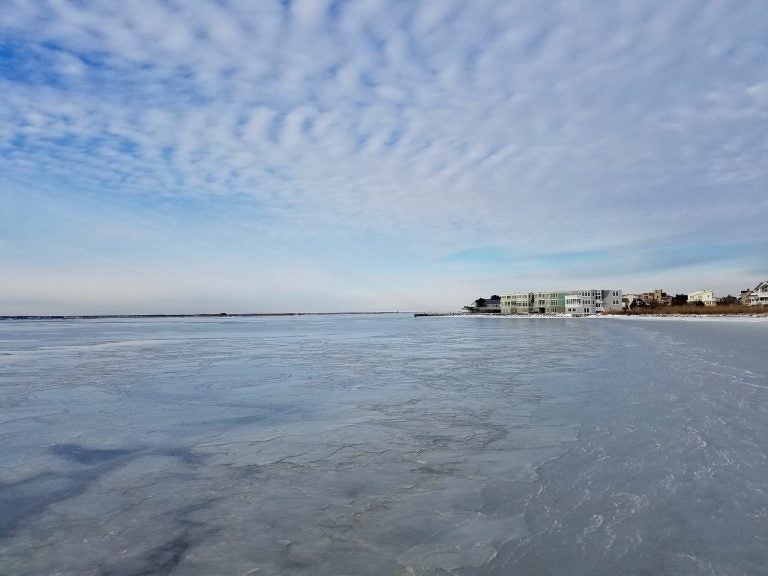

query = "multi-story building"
[
  {"left": 640, "top": 289, "right": 671, "bottom": 306},
  {"left": 565, "top": 292, "right": 592, "bottom": 314},
  {"left": 464, "top": 295, "right": 502, "bottom": 313},
  {"left": 533, "top": 291, "right": 567, "bottom": 314},
  {"left": 500, "top": 292, "right": 534, "bottom": 314},
  {"left": 564, "top": 290, "right": 623, "bottom": 314},
  {"left": 622, "top": 294, "right": 640, "bottom": 309},
  {"left": 602, "top": 289, "right": 623, "bottom": 310},
  {"left": 742, "top": 281, "right": 768, "bottom": 306},
  {"left": 501, "top": 290, "right": 622, "bottom": 315},
  {"left": 687, "top": 289, "right": 716, "bottom": 306}
]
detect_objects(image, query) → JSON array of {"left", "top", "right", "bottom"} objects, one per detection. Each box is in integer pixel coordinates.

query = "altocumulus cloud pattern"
[{"left": 1, "top": 1, "right": 767, "bottom": 313}]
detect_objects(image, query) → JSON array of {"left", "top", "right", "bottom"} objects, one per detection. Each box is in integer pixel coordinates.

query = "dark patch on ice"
[
  {"left": 415, "top": 464, "right": 459, "bottom": 475},
  {"left": 52, "top": 443, "right": 133, "bottom": 465},
  {"left": 227, "top": 463, "right": 266, "bottom": 479},
  {"left": 0, "top": 444, "right": 205, "bottom": 537},
  {"left": 0, "top": 470, "right": 100, "bottom": 537},
  {"left": 51, "top": 443, "right": 204, "bottom": 467},
  {"left": 156, "top": 446, "right": 205, "bottom": 466},
  {"left": 218, "top": 409, "right": 298, "bottom": 426},
  {"left": 175, "top": 404, "right": 304, "bottom": 430},
  {"left": 0, "top": 442, "right": 157, "bottom": 536},
  {"left": 99, "top": 532, "right": 192, "bottom": 576}
]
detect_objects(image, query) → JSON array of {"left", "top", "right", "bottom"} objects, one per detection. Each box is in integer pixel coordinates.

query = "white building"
[
  {"left": 743, "top": 281, "right": 768, "bottom": 306},
  {"left": 502, "top": 289, "right": 622, "bottom": 315},
  {"left": 600, "top": 289, "right": 623, "bottom": 312},
  {"left": 565, "top": 291, "right": 595, "bottom": 314},
  {"left": 564, "top": 290, "right": 622, "bottom": 315},
  {"left": 687, "top": 289, "right": 716, "bottom": 306}
]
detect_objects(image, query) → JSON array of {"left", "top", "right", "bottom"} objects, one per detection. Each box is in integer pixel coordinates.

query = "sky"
[{"left": 1, "top": 0, "right": 767, "bottom": 314}]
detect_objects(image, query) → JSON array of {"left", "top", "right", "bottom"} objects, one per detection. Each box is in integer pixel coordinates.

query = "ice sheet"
[{"left": 0, "top": 315, "right": 766, "bottom": 575}]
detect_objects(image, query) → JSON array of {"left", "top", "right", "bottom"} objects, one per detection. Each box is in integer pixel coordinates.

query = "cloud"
[{"left": 1, "top": 0, "right": 766, "bottom": 312}]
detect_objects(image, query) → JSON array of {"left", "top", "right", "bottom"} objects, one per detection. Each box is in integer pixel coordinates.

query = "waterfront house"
[
  {"left": 742, "top": 281, "right": 768, "bottom": 306},
  {"left": 639, "top": 289, "right": 671, "bottom": 306},
  {"left": 500, "top": 292, "right": 535, "bottom": 314},
  {"left": 501, "top": 290, "right": 622, "bottom": 315},
  {"left": 687, "top": 289, "right": 716, "bottom": 306},
  {"left": 464, "top": 295, "right": 502, "bottom": 313}
]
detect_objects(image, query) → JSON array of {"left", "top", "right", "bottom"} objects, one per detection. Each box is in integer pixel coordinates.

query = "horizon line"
[{"left": 0, "top": 311, "right": 416, "bottom": 320}]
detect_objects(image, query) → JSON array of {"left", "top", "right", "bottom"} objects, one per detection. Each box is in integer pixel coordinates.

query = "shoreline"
[
  {"left": 600, "top": 313, "right": 768, "bottom": 322},
  {"left": 0, "top": 312, "right": 401, "bottom": 321},
  {"left": 415, "top": 312, "right": 768, "bottom": 322}
]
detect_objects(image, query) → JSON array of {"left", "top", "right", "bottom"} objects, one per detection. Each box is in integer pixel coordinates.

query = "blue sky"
[{"left": 1, "top": 1, "right": 767, "bottom": 314}]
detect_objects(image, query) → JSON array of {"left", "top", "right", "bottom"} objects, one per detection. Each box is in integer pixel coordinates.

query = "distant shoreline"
[
  {"left": 4, "top": 310, "right": 765, "bottom": 321},
  {"left": 600, "top": 314, "right": 768, "bottom": 322},
  {"left": 0, "top": 312, "right": 401, "bottom": 321},
  {"left": 415, "top": 312, "right": 768, "bottom": 320}
]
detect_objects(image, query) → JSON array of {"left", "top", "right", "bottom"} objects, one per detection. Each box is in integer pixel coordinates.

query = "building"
[
  {"left": 739, "top": 289, "right": 752, "bottom": 304},
  {"left": 602, "top": 290, "right": 622, "bottom": 311},
  {"left": 639, "top": 289, "right": 671, "bottom": 306},
  {"left": 464, "top": 295, "right": 501, "bottom": 313},
  {"left": 742, "top": 281, "right": 768, "bottom": 306},
  {"left": 565, "top": 292, "right": 594, "bottom": 315},
  {"left": 687, "top": 289, "right": 716, "bottom": 306},
  {"left": 501, "top": 290, "right": 622, "bottom": 315},
  {"left": 534, "top": 291, "right": 567, "bottom": 314},
  {"left": 622, "top": 294, "right": 640, "bottom": 309},
  {"left": 565, "top": 290, "right": 623, "bottom": 315},
  {"left": 500, "top": 292, "right": 534, "bottom": 314}
]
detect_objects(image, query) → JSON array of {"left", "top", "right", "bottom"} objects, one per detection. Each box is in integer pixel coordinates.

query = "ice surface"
[{"left": 0, "top": 315, "right": 767, "bottom": 575}]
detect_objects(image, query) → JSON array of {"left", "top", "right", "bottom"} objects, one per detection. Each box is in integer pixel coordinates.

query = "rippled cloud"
[{"left": 1, "top": 1, "right": 766, "bottom": 312}]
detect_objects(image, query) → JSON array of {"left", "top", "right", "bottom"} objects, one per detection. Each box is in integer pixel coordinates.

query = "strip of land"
[
  {"left": 605, "top": 305, "right": 767, "bottom": 316},
  {"left": 0, "top": 312, "right": 400, "bottom": 321}
]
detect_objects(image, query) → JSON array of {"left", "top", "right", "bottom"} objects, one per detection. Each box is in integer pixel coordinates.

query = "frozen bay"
[{"left": 1, "top": 315, "right": 767, "bottom": 575}]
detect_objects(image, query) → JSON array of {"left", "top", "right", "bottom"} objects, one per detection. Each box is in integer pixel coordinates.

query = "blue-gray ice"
[{"left": 0, "top": 315, "right": 767, "bottom": 575}]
